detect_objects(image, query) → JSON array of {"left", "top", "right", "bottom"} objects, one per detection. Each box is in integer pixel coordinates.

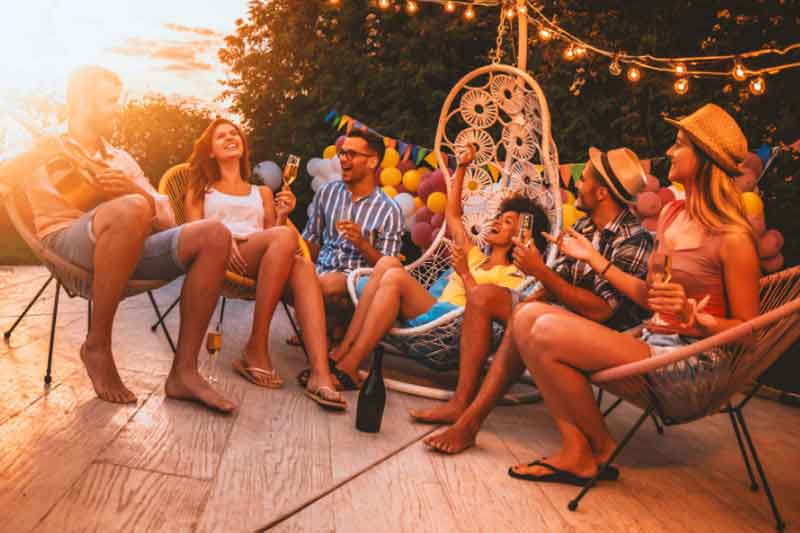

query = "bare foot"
[
  {"left": 165, "top": 369, "right": 236, "bottom": 414},
  {"left": 509, "top": 453, "right": 598, "bottom": 479},
  {"left": 80, "top": 343, "right": 136, "bottom": 404},
  {"left": 423, "top": 419, "right": 479, "bottom": 454},
  {"left": 409, "top": 399, "right": 468, "bottom": 424}
]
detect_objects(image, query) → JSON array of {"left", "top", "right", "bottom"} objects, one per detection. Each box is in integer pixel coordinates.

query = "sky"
[{"left": 0, "top": 0, "right": 251, "bottom": 109}]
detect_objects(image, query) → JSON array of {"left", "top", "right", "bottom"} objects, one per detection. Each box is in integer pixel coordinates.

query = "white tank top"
[{"left": 203, "top": 185, "right": 264, "bottom": 239}]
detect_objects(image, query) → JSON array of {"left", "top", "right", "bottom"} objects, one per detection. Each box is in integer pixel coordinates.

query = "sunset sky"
[{"left": 1, "top": 0, "right": 250, "bottom": 109}]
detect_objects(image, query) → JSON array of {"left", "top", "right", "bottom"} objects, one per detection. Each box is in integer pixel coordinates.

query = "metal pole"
[{"left": 517, "top": 0, "right": 527, "bottom": 71}]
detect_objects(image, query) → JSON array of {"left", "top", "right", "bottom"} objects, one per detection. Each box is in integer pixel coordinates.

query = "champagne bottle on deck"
[{"left": 356, "top": 349, "right": 386, "bottom": 433}]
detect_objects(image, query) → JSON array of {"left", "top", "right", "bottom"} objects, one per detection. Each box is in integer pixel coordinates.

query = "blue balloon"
[
  {"left": 755, "top": 144, "right": 773, "bottom": 167},
  {"left": 253, "top": 161, "right": 282, "bottom": 191}
]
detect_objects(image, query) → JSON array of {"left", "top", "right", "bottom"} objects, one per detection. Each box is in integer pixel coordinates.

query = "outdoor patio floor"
[{"left": 1, "top": 265, "right": 798, "bottom": 532}]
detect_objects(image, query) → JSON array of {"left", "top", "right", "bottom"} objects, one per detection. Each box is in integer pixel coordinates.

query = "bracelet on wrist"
[{"left": 598, "top": 261, "right": 613, "bottom": 277}]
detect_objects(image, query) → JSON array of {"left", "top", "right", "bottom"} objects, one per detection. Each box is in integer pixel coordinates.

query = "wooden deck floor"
[{"left": 1, "top": 265, "right": 798, "bottom": 532}]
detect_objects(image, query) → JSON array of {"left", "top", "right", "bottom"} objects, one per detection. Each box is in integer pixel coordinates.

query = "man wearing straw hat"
[{"left": 417, "top": 147, "right": 654, "bottom": 453}]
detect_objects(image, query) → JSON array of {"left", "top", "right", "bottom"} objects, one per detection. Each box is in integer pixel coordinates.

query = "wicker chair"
[
  {"left": 346, "top": 65, "right": 562, "bottom": 380},
  {"left": 568, "top": 265, "right": 800, "bottom": 531},
  {"left": 2, "top": 185, "right": 175, "bottom": 384},
  {"left": 151, "top": 163, "right": 309, "bottom": 358}
]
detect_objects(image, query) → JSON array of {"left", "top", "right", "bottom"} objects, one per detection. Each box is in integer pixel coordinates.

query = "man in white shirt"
[{"left": 1, "top": 66, "right": 236, "bottom": 412}]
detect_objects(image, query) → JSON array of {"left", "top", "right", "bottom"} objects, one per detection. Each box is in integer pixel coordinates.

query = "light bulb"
[
  {"left": 574, "top": 46, "right": 587, "bottom": 58},
  {"left": 517, "top": 4, "right": 527, "bottom": 15},
  {"left": 464, "top": 5, "right": 475, "bottom": 20},
  {"left": 505, "top": 6, "right": 515, "bottom": 18},
  {"left": 732, "top": 60, "right": 747, "bottom": 81},
  {"left": 609, "top": 59, "right": 622, "bottom": 76},
  {"left": 329, "top": 0, "right": 340, "bottom": 4},
  {"left": 538, "top": 28, "right": 553, "bottom": 41},
  {"left": 627, "top": 66, "right": 641, "bottom": 82},
  {"left": 674, "top": 63, "right": 687, "bottom": 76},
  {"left": 378, "top": 0, "right": 391, "bottom": 9},
  {"left": 563, "top": 45, "right": 576, "bottom": 61},
  {"left": 749, "top": 76, "right": 766, "bottom": 95},
  {"left": 405, "top": 0, "right": 418, "bottom": 15},
  {"left": 445, "top": 1, "right": 456, "bottom": 13},
  {"left": 674, "top": 78, "right": 689, "bottom": 95}
]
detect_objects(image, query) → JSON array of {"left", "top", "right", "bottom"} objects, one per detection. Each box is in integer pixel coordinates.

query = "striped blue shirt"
[{"left": 302, "top": 181, "right": 404, "bottom": 274}]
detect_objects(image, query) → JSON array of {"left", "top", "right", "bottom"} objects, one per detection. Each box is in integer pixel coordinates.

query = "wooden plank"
[
  {"left": 33, "top": 463, "right": 210, "bottom": 533},
  {"left": 0, "top": 370, "right": 160, "bottom": 533}
]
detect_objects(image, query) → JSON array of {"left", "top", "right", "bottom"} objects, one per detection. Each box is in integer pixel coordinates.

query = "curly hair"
[
  {"left": 498, "top": 194, "right": 551, "bottom": 258},
  {"left": 187, "top": 118, "right": 252, "bottom": 203}
]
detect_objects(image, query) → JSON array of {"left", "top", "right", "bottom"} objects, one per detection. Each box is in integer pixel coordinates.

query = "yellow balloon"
[
  {"left": 379, "top": 167, "right": 402, "bottom": 187},
  {"left": 323, "top": 145, "right": 337, "bottom": 159},
  {"left": 670, "top": 181, "right": 685, "bottom": 191},
  {"left": 486, "top": 163, "right": 499, "bottom": 182},
  {"left": 427, "top": 191, "right": 447, "bottom": 214},
  {"left": 563, "top": 190, "right": 575, "bottom": 205},
  {"left": 402, "top": 169, "right": 422, "bottom": 193},
  {"left": 382, "top": 185, "right": 398, "bottom": 198},
  {"left": 562, "top": 204, "right": 580, "bottom": 228},
  {"left": 741, "top": 192, "right": 764, "bottom": 217},
  {"left": 414, "top": 196, "right": 424, "bottom": 210},
  {"left": 381, "top": 147, "right": 400, "bottom": 169}
]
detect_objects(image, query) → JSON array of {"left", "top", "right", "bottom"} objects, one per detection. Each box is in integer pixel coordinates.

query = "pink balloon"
[
  {"left": 758, "top": 229, "right": 784, "bottom": 258},
  {"left": 415, "top": 206, "right": 433, "bottom": 224},
  {"left": 335, "top": 135, "right": 346, "bottom": 150},
  {"left": 395, "top": 184, "right": 408, "bottom": 195},
  {"left": 641, "top": 216, "right": 659, "bottom": 232},
  {"left": 417, "top": 180, "right": 434, "bottom": 202},
  {"left": 635, "top": 191, "right": 662, "bottom": 218},
  {"left": 735, "top": 169, "right": 758, "bottom": 193},
  {"left": 431, "top": 213, "right": 444, "bottom": 229},
  {"left": 761, "top": 253, "right": 784, "bottom": 273},
  {"left": 428, "top": 170, "right": 447, "bottom": 194},
  {"left": 657, "top": 187, "right": 676, "bottom": 208},
  {"left": 645, "top": 174, "right": 661, "bottom": 193},
  {"left": 411, "top": 222, "right": 434, "bottom": 249},
  {"left": 741, "top": 152, "right": 764, "bottom": 176},
  {"left": 398, "top": 160, "right": 417, "bottom": 173},
  {"left": 748, "top": 215, "right": 766, "bottom": 237}
]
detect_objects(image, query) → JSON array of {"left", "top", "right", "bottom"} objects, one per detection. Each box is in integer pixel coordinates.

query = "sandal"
[
  {"left": 296, "top": 368, "right": 312, "bottom": 387},
  {"left": 285, "top": 334, "right": 303, "bottom": 347},
  {"left": 232, "top": 357, "right": 283, "bottom": 389},
  {"left": 507, "top": 460, "right": 620, "bottom": 487},
  {"left": 305, "top": 385, "right": 348, "bottom": 411},
  {"left": 329, "top": 360, "right": 360, "bottom": 391}
]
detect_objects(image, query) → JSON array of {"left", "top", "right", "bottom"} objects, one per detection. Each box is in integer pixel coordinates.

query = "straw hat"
[
  {"left": 665, "top": 103, "right": 747, "bottom": 176},
  {"left": 588, "top": 147, "right": 648, "bottom": 205}
]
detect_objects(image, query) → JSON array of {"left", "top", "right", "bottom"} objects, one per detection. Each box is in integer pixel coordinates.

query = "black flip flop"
[
  {"left": 296, "top": 368, "right": 311, "bottom": 387},
  {"left": 507, "top": 460, "right": 619, "bottom": 487},
  {"left": 329, "top": 360, "right": 359, "bottom": 391}
]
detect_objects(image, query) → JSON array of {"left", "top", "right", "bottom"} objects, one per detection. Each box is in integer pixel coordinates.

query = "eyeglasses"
[{"left": 337, "top": 149, "right": 373, "bottom": 161}]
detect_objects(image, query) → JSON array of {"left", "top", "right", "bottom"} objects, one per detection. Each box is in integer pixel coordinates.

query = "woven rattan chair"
[
  {"left": 346, "top": 65, "right": 561, "bottom": 392},
  {"left": 3, "top": 185, "right": 176, "bottom": 384},
  {"left": 151, "top": 163, "right": 309, "bottom": 358},
  {"left": 568, "top": 265, "right": 800, "bottom": 531}
]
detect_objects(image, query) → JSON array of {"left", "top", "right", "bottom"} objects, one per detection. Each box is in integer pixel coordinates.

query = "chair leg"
[
  {"left": 44, "top": 281, "right": 61, "bottom": 386},
  {"left": 4, "top": 275, "right": 54, "bottom": 339},
  {"left": 596, "top": 388, "right": 604, "bottom": 407},
  {"left": 600, "top": 393, "right": 663, "bottom": 436},
  {"left": 146, "top": 291, "right": 176, "bottom": 354},
  {"left": 216, "top": 297, "right": 227, "bottom": 332},
  {"left": 568, "top": 407, "right": 653, "bottom": 512},
  {"left": 602, "top": 397, "right": 624, "bottom": 417},
  {"left": 282, "top": 301, "right": 309, "bottom": 362},
  {"left": 149, "top": 295, "right": 180, "bottom": 331},
  {"left": 734, "top": 408, "right": 786, "bottom": 531},
  {"left": 727, "top": 407, "right": 759, "bottom": 491},
  {"left": 650, "top": 413, "right": 664, "bottom": 434}
]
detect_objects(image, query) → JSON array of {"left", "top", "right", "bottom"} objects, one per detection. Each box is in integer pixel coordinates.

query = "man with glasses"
[{"left": 302, "top": 130, "right": 404, "bottom": 342}]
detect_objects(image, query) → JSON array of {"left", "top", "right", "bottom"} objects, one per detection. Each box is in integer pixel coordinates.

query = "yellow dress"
[{"left": 438, "top": 246, "right": 525, "bottom": 306}]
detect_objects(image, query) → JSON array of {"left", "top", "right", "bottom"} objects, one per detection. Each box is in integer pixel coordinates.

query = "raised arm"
[{"left": 445, "top": 145, "right": 476, "bottom": 250}]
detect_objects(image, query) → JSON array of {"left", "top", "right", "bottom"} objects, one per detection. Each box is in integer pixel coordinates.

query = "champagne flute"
[
  {"left": 205, "top": 330, "right": 222, "bottom": 383},
  {"left": 647, "top": 252, "right": 673, "bottom": 328},
  {"left": 282, "top": 154, "right": 300, "bottom": 188}
]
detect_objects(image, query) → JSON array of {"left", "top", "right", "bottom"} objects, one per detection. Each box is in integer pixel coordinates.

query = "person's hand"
[
  {"left": 648, "top": 280, "right": 693, "bottom": 321},
  {"left": 338, "top": 221, "right": 365, "bottom": 248},
  {"left": 450, "top": 245, "right": 470, "bottom": 276},
  {"left": 543, "top": 227, "right": 597, "bottom": 262},
  {"left": 511, "top": 237, "right": 545, "bottom": 276},
  {"left": 228, "top": 238, "right": 249, "bottom": 276},
  {"left": 94, "top": 168, "right": 137, "bottom": 197},
  {"left": 457, "top": 143, "right": 476, "bottom": 167},
  {"left": 274, "top": 186, "right": 296, "bottom": 219}
]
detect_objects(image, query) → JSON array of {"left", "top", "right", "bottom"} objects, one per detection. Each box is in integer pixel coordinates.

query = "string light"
[
  {"left": 627, "top": 66, "right": 642, "bottom": 82},
  {"left": 444, "top": 1, "right": 456, "bottom": 13},
  {"left": 674, "top": 77, "right": 689, "bottom": 95},
  {"left": 749, "top": 76, "right": 766, "bottom": 95},
  {"left": 732, "top": 59, "right": 748, "bottom": 81},
  {"left": 609, "top": 55, "right": 622, "bottom": 76},
  {"left": 464, "top": 4, "right": 476, "bottom": 20},
  {"left": 405, "top": 0, "right": 418, "bottom": 15},
  {"left": 505, "top": 6, "right": 515, "bottom": 18},
  {"left": 538, "top": 27, "right": 553, "bottom": 41},
  {"left": 517, "top": 4, "right": 527, "bottom": 15},
  {"left": 574, "top": 46, "right": 587, "bottom": 58},
  {"left": 674, "top": 63, "right": 687, "bottom": 76},
  {"left": 329, "top": 0, "right": 340, "bottom": 4},
  {"left": 563, "top": 45, "right": 576, "bottom": 61},
  {"left": 378, "top": 0, "right": 392, "bottom": 9}
]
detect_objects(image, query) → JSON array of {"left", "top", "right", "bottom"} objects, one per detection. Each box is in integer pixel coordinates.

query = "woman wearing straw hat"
[{"left": 505, "top": 103, "right": 759, "bottom": 486}]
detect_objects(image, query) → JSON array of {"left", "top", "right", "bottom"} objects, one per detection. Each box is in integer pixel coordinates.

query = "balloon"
[
  {"left": 741, "top": 192, "right": 764, "bottom": 217},
  {"left": 562, "top": 204, "right": 580, "bottom": 229},
  {"left": 253, "top": 160, "right": 282, "bottom": 191},
  {"left": 748, "top": 215, "right": 766, "bottom": 237},
  {"left": 758, "top": 229, "right": 784, "bottom": 258},
  {"left": 431, "top": 213, "right": 444, "bottom": 229},
  {"left": 561, "top": 190, "right": 575, "bottom": 205},
  {"left": 641, "top": 216, "right": 659, "bottom": 232},
  {"left": 402, "top": 169, "right": 422, "bottom": 193},
  {"left": 398, "top": 160, "right": 416, "bottom": 173},
  {"left": 394, "top": 192, "right": 416, "bottom": 218},
  {"left": 411, "top": 222, "right": 434, "bottom": 249},
  {"left": 328, "top": 156, "right": 343, "bottom": 180},
  {"left": 381, "top": 147, "right": 400, "bottom": 169},
  {"left": 335, "top": 135, "right": 346, "bottom": 150},
  {"left": 428, "top": 170, "right": 447, "bottom": 194},
  {"left": 735, "top": 169, "right": 757, "bottom": 193},
  {"left": 636, "top": 191, "right": 662, "bottom": 218},
  {"left": 417, "top": 179, "right": 434, "bottom": 202},
  {"left": 306, "top": 158, "right": 324, "bottom": 178},
  {"left": 415, "top": 206, "right": 433, "bottom": 224},
  {"left": 315, "top": 158, "right": 335, "bottom": 180},
  {"left": 657, "top": 187, "right": 676, "bottom": 207},
  {"left": 323, "top": 145, "right": 337, "bottom": 159},
  {"left": 379, "top": 167, "right": 402, "bottom": 187},
  {"left": 382, "top": 185, "right": 398, "bottom": 198},
  {"left": 742, "top": 152, "right": 764, "bottom": 176},
  {"left": 761, "top": 253, "right": 784, "bottom": 273},
  {"left": 427, "top": 191, "right": 447, "bottom": 214},
  {"left": 645, "top": 174, "right": 661, "bottom": 193},
  {"left": 414, "top": 196, "right": 424, "bottom": 210},
  {"left": 311, "top": 177, "right": 324, "bottom": 192}
]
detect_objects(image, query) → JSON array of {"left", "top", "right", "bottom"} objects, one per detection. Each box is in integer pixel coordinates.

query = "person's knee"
[
  {"left": 466, "top": 285, "right": 503, "bottom": 312},
  {"left": 374, "top": 255, "right": 402, "bottom": 275},
  {"left": 269, "top": 226, "right": 297, "bottom": 250},
  {"left": 528, "top": 314, "right": 565, "bottom": 358},
  {"left": 320, "top": 273, "right": 346, "bottom": 298},
  {"left": 105, "top": 194, "right": 152, "bottom": 233},
  {"left": 197, "top": 220, "right": 232, "bottom": 254},
  {"left": 380, "top": 267, "right": 407, "bottom": 289}
]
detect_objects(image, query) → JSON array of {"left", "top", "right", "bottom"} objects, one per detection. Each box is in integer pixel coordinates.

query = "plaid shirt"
[{"left": 553, "top": 207, "right": 653, "bottom": 331}]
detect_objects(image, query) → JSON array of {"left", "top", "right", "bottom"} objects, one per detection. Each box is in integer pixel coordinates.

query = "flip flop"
[
  {"left": 507, "top": 460, "right": 619, "bottom": 487},
  {"left": 296, "top": 368, "right": 311, "bottom": 387},
  {"left": 305, "top": 385, "right": 348, "bottom": 411},
  {"left": 232, "top": 358, "right": 283, "bottom": 389},
  {"left": 329, "top": 361, "right": 359, "bottom": 391},
  {"left": 285, "top": 334, "right": 303, "bottom": 347}
]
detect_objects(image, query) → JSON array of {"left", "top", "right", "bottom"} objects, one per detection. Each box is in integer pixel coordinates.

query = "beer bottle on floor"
[{"left": 356, "top": 349, "right": 386, "bottom": 433}]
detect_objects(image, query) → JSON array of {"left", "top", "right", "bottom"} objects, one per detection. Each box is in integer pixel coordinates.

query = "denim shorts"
[
  {"left": 640, "top": 328, "right": 697, "bottom": 356},
  {"left": 41, "top": 210, "right": 186, "bottom": 281}
]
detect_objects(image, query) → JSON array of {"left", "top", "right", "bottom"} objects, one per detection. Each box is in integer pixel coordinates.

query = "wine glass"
[
  {"left": 646, "top": 252, "right": 673, "bottom": 329},
  {"left": 204, "top": 330, "right": 222, "bottom": 383},
  {"left": 282, "top": 155, "right": 300, "bottom": 188}
]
